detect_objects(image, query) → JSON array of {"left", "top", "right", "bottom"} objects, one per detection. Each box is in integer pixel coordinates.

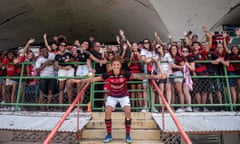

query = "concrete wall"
[
  {"left": 150, "top": 0, "right": 240, "bottom": 40},
  {"left": 223, "top": 134, "right": 240, "bottom": 144}
]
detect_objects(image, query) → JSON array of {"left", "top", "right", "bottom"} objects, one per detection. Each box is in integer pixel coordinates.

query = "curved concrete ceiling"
[
  {"left": 0, "top": 0, "right": 240, "bottom": 50},
  {"left": 0, "top": 0, "right": 169, "bottom": 50}
]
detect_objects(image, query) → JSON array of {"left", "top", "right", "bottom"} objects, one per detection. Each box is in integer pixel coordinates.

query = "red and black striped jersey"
[
  {"left": 189, "top": 51, "right": 208, "bottom": 75},
  {"left": 101, "top": 70, "right": 133, "bottom": 97}
]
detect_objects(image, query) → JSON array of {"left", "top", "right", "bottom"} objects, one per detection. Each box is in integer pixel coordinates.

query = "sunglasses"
[
  {"left": 60, "top": 44, "right": 66, "bottom": 47},
  {"left": 182, "top": 50, "right": 189, "bottom": 53}
]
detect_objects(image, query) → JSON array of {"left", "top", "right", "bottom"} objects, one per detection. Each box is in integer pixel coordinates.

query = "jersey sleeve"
[
  {"left": 101, "top": 72, "right": 108, "bottom": 80},
  {"left": 124, "top": 71, "right": 132, "bottom": 80},
  {"left": 187, "top": 55, "right": 195, "bottom": 63},
  {"left": 54, "top": 54, "right": 60, "bottom": 61},
  {"left": 85, "top": 51, "right": 91, "bottom": 59}
]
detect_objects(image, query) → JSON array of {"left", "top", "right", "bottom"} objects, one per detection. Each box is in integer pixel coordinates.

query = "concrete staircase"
[{"left": 80, "top": 112, "right": 163, "bottom": 144}]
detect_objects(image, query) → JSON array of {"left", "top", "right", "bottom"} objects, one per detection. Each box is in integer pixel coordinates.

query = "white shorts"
[
  {"left": 105, "top": 96, "right": 131, "bottom": 109},
  {"left": 76, "top": 65, "right": 89, "bottom": 77},
  {"left": 58, "top": 68, "right": 74, "bottom": 81},
  {"left": 173, "top": 71, "right": 183, "bottom": 82},
  {"left": 6, "top": 79, "right": 17, "bottom": 85},
  {"left": 143, "top": 79, "right": 148, "bottom": 87}
]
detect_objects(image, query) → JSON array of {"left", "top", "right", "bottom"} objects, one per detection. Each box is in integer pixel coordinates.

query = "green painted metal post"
[
  {"left": 15, "top": 63, "right": 25, "bottom": 111},
  {"left": 90, "top": 62, "right": 96, "bottom": 111},
  {"left": 223, "top": 66, "right": 233, "bottom": 111}
]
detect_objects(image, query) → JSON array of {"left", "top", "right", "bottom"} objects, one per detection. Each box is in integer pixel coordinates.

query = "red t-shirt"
[{"left": 129, "top": 53, "right": 141, "bottom": 73}]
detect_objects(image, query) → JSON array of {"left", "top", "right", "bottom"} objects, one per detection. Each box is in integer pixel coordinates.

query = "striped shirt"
[{"left": 101, "top": 70, "right": 133, "bottom": 97}]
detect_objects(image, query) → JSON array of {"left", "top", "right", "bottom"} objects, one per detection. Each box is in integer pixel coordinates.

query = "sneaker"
[
  {"left": 10, "top": 106, "right": 15, "bottom": 111},
  {"left": 101, "top": 106, "right": 105, "bottom": 112},
  {"left": 141, "top": 107, "right": 149, "bottom": 112},
  {"left": 0, "top": 107, "right": 8, "bottom": 111},
  {"left": 175, "top": 108, "right": 185, "bottom": 113},
  {"left": 193, "top": 107, "right": 200, "bottom": 112},
  {"left": 16, "top": 107, "right": 22, "bottom": 111},
  {"left": 185, "top": 107, "right": 192, "bottom": 112},
  {"left": 125, "top": 134, "right": 132, "bottom": 143},
  {"left": 141, "top": 109, "right": 147, "bottom": 112},
  {"left": 152, "top": 107, "right": 159, "bottom": 113},
  {"left": 103, "top": 134, "right": 112, "bottom": 143},
  {"left": 203, "top": 107, "right": 209, "bottom": 112}
]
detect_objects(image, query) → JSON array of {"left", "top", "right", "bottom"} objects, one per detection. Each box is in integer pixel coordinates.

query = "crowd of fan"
[{"left": 0, "top": 26, "right": 240, "bottom": 112}]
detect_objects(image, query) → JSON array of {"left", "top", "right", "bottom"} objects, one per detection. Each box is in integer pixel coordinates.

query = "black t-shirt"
[
  {"left": 189, "top": 51, "right": 208, "bottom": 75},
  {"left": 90, "top": 50, "right": 106, "bottom": 74},
  {"left": 74, "top": 51, "right": 91, "bottom": 65},
  {"left": 206, "top": 52, "right": 221, "bottom": 74},
  {"left": 55, "top": 52, "right": 72, "bottom": 67}
]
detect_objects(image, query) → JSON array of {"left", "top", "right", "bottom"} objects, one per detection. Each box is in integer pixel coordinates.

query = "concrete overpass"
[{"left": 0, "top": 0, "right": 240, "bottom": 50}]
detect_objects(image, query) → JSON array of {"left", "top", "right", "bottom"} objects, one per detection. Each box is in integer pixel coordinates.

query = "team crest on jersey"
[
  {"left": 208, "top": 54, "right": 211, "bottom": 59},
  {"left": 198, "top": 54, "right": 202, "bottom": 59}
]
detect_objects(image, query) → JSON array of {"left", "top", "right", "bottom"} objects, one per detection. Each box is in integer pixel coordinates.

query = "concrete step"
[
  {"left": 86, "top": 119, "right": 158, "bottom": 129},
  {"left": 0, "top": 142, "right": 59, "bottom": 144},
  {"left": 81, "top": 129, "right": 160, "bottom": 140},
  {"left": 79, "top": 139, "right": 163, "bottom": 144},
  {"left": 90, "top": 112, "right": 153, "bottom": 120}
]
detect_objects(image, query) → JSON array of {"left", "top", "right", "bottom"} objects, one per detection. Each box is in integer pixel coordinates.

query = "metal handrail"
[
  {"left": 43, "top": 82, "right": 90, "bottom": 144},
  {"left": 151, "top": 80, "right": 192, "bottom": 144}
]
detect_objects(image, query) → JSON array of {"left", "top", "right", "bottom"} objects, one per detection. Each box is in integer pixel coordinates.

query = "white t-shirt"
[
  {"left": 35, "top": 53, "right": 55, "bottom": 76},
  {"left": 156, "top": 53, "right": 173, "bottom": 74},
  {"left": 140, "top": 48, "right": 156, "bottom": 58}
]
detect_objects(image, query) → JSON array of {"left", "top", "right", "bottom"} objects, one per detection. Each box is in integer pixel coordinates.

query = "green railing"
[{"left": 0, "top": 60, "right": 240, "bottom": 112}]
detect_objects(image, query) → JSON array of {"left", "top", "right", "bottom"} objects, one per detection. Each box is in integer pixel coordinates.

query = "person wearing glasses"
[
  {"left": 139, "top": 38, "right": 155, "bottom": 112},
  {"left": 54, "top": 40, "right": 74, "bottom": 110},
  {"left": 181, "top": 47, "right": 194, "bottom": 112},
  {"left": 170, "top": 45, "right": 185, "bottom": 112},
  {"left": 90, "top": 42, "right": 107, "bottom": 109},
  {"left": 155, "top": 44, "right": 174, "bottom": 105}
]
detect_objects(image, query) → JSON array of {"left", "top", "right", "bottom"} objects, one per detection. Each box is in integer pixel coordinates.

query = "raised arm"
[
  {"left": 116, "top": 35, "right": 121, "bottom": 45},
  {"left": 184, "top": 31, "right": 192, "bottom": 47},
  {"left": 154, "top": 32, "right": 164, "bottom": 45},
  {"left": 119, "top": 29, "right": 132, "bottom": 47},
  {"left": 222, "top": 31, "right": 231, "bottom": 53},
  {"left": 168, "top": 34, "right": 174, "bottom": 46},
  {"left": 22, "top": 38, "right": 35, "bottom": 56},
  {"left": 43, "top": 33, "right": 52, "bottom": 52},
  {"left": 202, "top": 26, "right": 213, "bottom": 52}
]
